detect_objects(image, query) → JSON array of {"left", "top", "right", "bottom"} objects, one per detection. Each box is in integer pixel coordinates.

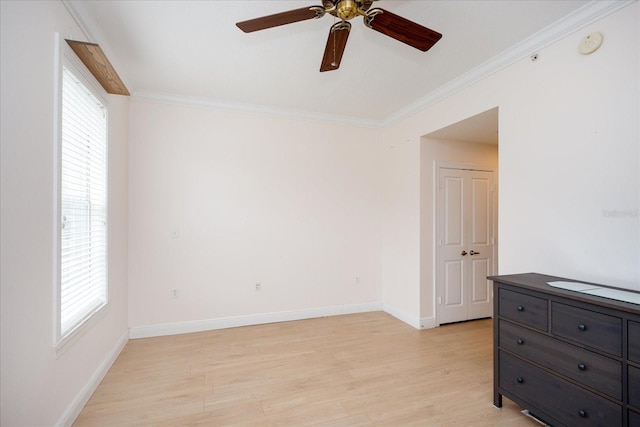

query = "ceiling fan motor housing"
[
  {"left": 337, "top": 0, "right": 359, "bottom": 20},
  {"left": 323, "top": 0, "right": 376, "bottom": 21}
]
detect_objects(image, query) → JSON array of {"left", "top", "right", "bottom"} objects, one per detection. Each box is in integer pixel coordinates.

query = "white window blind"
[{"left": 59, "top": 66, "right": 108, "bottom": 339}]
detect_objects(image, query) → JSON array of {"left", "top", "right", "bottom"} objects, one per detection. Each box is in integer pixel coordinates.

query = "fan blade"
[
  {"left": 365, "top": 8, "right": 442, "bottom": 52},
  {"left": 320, "top": 21, "right": 351, "bottom": 72},
  {"left": 236, "top": 6, "right": 325, "bottom": 33}
]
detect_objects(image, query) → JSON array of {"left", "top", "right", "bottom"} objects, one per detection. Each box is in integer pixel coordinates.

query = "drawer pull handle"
[
  {"left": 578, "top": 410, "right": 588, "bottom": 418},
  {"left": 517, "top": 338, "right": 525, "bottom": 345},
  {"left": 577, "top": 323, "right": 587, "bottom": 331},
  {"left": 578, "top": 363, "right": 587, "bottom": 371},
  {"left": 516, "top": 377, "right": 524, "bottom": 384},
  {"left": 516, "top": 306, "right": 524, "bottom": 312}
]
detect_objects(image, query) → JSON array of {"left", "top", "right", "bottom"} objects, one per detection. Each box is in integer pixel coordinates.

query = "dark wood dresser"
[{"left": 490, "top": 273, "right": 640, "bottom": 427}]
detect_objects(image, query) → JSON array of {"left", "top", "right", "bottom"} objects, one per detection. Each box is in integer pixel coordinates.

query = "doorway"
[{"left": 420, "top": 107, "right": 499, "bottom": 327}]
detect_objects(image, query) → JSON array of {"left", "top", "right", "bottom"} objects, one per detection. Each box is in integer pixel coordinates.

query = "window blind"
[{"left": 60, "top": 66, "right": 108, "bottom": 338}]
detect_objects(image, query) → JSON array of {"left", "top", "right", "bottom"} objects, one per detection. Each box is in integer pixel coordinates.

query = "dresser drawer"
[
  {"left": 499, "top": 289, "right": 548, "bottom": 331},
  {"left": 630, "top": 365, "right": 640, "bottom": 409},
  {"left": 499, "top": 351, "right": 622, "bottom": 427},
  {"left": 630, "top": 410, "right": 640, "bottom": 427},
  {"left": 630, "top": 321, "right": 640, "bottom": 363},
  {"left": 499, "top": 320, "right": 621, "bottom": 399},
  {"left": 551, "top": 302, "right": 622, "bottom": 356}
]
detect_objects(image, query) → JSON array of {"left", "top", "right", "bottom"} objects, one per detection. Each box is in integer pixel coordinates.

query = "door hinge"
[{"left": 438, "top": 296, "right": 442, "bottom": 305}]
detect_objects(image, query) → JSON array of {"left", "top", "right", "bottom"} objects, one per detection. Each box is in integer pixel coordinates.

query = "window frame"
[{"left": 53, "top": 34, "right": 110, "bottom": 352}]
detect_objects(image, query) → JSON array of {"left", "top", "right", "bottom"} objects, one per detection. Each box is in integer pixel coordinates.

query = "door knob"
[
  {"left": 470, "top": 250, "right": 480, "bottom": 255},
  {"left": 461, "top": 251, "right": 468, "bottom": 256}
]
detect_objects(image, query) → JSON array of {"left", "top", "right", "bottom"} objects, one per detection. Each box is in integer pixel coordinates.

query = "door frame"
[{"left": 434, "top": 161, "right": 498, "bottom": 326}]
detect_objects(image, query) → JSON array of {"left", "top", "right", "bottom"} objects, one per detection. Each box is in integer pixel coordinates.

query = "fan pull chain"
[{"left": 331, "top": 16, "right": 337, "bottom": 67}]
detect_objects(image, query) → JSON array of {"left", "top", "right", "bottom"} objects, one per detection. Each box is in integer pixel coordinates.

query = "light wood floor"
[{"left": 74, "top": 312, "right": 539, "bottom": 426}]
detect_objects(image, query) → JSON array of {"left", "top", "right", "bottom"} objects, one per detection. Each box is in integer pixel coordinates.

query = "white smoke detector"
[{"left": 579, "top": 32, "right": 603, "bottom": 55}]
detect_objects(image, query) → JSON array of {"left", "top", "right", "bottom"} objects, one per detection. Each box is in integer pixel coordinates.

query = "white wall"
[
  {"left": 127, "top": 100, "right": 385, "bottom": 335},
  {"left": 0, "top": 2, "right": 129, "bottom": 425},
  {"left": 495, "top": 4, "right": 639, "bottom": 288},
  {"left": 382, "top": 1, "right": 639, "bottom": 324},
  {"left": 378, "top": 130, "right": 422, "bottom": 327}
]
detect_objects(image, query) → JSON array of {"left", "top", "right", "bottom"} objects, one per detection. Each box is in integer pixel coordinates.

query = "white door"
[{"left": 437, "top": 167, "right": 495, "bottom": 324}]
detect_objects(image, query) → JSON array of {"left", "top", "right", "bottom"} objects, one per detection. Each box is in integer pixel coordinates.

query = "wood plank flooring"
[{"left": 74, "top": 312, "right": 538, "bottom": 426}]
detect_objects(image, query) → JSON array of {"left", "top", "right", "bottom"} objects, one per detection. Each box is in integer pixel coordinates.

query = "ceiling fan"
[{"left": 236, "top": 0, "right": 442, "bottom": 72}]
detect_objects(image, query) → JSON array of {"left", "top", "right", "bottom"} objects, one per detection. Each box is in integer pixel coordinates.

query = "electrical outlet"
[
  {"left": 172, "top": 288, "right": 178, "bottom": 298},
  {"left": 255, "top": 282, "right": 261, "bottom": 292}
]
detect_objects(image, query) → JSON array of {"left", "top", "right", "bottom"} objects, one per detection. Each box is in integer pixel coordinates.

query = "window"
[{"left": 56, "top": 60, "right": 108, "bottom": 344}]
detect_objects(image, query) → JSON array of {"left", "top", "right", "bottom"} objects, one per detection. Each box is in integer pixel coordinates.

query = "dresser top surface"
[{"left": 489, "top": 273, "right": 640, "bottom": 315}]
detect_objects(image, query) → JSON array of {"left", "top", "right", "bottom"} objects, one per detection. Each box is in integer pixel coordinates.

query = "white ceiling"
[
  {"left": 66, "top": 0, "right": 599, "bottom": 126},
  {"left": 427, "top": 107, "right": 499, "bottom": 144}
]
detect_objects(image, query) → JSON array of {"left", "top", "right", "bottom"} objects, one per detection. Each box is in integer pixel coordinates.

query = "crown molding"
[
  {"left": 63, "top": 0, "right": 633, "bottom": 128},
  {"left": 132, "top": 91, "right": 383, "bottom": 128},
  {"left": 380, "top": 0, "right": 635, "bottom": 127},
  {"left": 62, "top": 0, "right": 98, "bottom": 43}
]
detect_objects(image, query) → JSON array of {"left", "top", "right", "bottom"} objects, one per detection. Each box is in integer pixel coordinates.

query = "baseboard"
[
  {"left": 55, "top": 328, "right": 129, "bottom": 427},
  {"left": 129, "top": 302, "right": 384, "bottom": 339},
  {"left": 419, "top": 316, "right": 437, "bottom": 330},
  {"left": 382, "top": 305, "right": 421, "bottom": 330}
]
